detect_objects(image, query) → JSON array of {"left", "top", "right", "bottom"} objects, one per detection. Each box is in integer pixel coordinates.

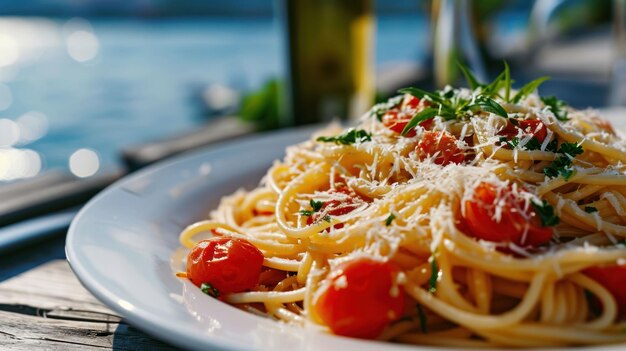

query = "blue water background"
[{"left": 5, "top": 14, "right": 429, "bottom": 172}]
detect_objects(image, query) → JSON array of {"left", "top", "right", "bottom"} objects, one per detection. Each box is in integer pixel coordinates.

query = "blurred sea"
[{"left": 0, "top": 14, "right": 429, "bottom": 176}]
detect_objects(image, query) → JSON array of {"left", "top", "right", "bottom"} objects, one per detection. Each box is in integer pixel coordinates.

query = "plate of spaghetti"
[{"left": 68, "top": 65, "right": 626, "bottom": 350}]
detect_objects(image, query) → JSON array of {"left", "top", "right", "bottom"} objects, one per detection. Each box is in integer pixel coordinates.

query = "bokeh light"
[
  {"left": 0, "top": 83, "right": 13, "bottom": 111},
  {"left": 17, "top": 111, "right": 48, "bottom": 144},
  {"left": 0, "top": 33, "right": 20, "bottom": 67},
  {"left": 0, "top": 118, "right": 19, "bottom": 147},
  {"left": 0, "top": 148, "right": 41, "bottom": 181},
  {"left": 66, "top": 30, "right": 99, "bottom": 62},
  {"left": 69, "top": 148, "right": 100, "bottom": 177}
]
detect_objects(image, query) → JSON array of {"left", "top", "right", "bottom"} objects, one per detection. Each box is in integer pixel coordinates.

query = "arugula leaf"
[
  {"left": 467, "top": 96, "right": 508, "bottom": 118},
  {"left": 541, "top": 96, "right": 569, "bottom": 121},
  {"left": 503, "top": 61, "right": 511, "bottom": 102},
  {"left": 200, "top": 283, "right": 220, "bottom": 298},
  {"left": 532, "top": 200, "right": 560, "bottom": 227},
  {"left": 584, "top": 206, "right": 598, "bottom": 213},
  {"left": 398, "top": 87, "right": 446, "bottom": 105},
  {"left": 322, "top": 215, "right": 332, "bottom": 223},
  {"left": 401, "top": 108, "right": 439, "bottom": 136},
  {"left": 511, "top": 76, "right": 550, "bottom": 103},
  {"left": 310, "top": 199, "right": 324, "bottom": 212},
  {"left": 299, "top": 210, "right": 314, "bottom": 216},
  {"left": 457, "top": 62, "right": 483, "bottom": 90},
  {"left": 482, "top": 70, "right": 506, "bottom": 96},
  {"left": 416, "top": 304, "right": 428, "bottom": 333},
  {"left": 428, "top": 256, "right": 439, "bottom": 293},
  {"left": 385, "top": 213, "right": 396, "bottom": 226},
  {"left": 317, "top": 129, "right": 372, "bottom": 145}
]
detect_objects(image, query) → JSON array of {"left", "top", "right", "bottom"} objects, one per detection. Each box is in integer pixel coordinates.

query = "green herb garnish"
[
  {"left": 531, "top": 200, "right": 560, "bottom": 227},
  {"left": 511, "top": 76, "right": 550, "bottom": 103},
  {"left": 310, "top": 199, "right": 324, "bottom": 212},
  {"left": 541, "top": 96, "right": 569, "bottom": 121},
  {"left": 428, "top": 256, "right": 439, "bottom": 293},
  {"left": 584, "top": 206, "right": 598, "bottom": 213},
  {"left": 322, "top": 215, "right": 332, "bottom": 223},
  {"left": 299, "top": 210, "right": 314, "bottom": 216},
  {"left": 543, "top": 142, "right": 584, "bottom": 180},
  {"left": 400, "top": 108, "right": 438, "bottom": 136},
  {"left": 416, "top": 304, "right": 428, "bottom": 333},
  {"left": 385, "top": 213, "right": 396, "bottom": 226},
  {"left": 200, "top": 283, "right": 220, "bottom": 298},
  {"left": 317, "top": 129, "right": 372, "bottom": 145}
]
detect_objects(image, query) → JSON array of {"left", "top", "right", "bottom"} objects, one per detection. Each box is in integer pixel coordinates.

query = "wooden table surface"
[{"left": 0, "top": 234, "right": 178, "bottom": 350}]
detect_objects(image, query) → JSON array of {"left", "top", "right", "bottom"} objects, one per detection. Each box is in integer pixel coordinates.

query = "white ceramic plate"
[{"left": 67, "top": 120, "right": 626, "bottom": 351}]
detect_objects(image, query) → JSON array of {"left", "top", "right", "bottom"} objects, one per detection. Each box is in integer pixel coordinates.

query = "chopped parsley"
[
  {"left": 531, "top": 200, "right": 560, "bottom": 227},
  {"left": 416, "top": 304, "right": 428, "bottom": 333},
  {"left": 541, "top": 96, "right": 569, "bottom": 121},
  {"left": 310, "top": 199, "right": 324, "bottom": 212},
  {"left": 543, "top": 142, "right": 584, "bottom": 181},
  {"left": 316, "top": 129, "right": 372, "bottom": 145},
  {"left": 584, "top": 206, "right": 598, "bottom": 213},
  {"left": 428, "top": 256, "right": 439, "bottom": 293},
  {"left": 300, "top": 199, "right": 325, "bottom": 216},
  {"left": 385, "top": 213, "right": 396, "bottom": 226},
  {"left": 200, "top": 283, "right": 220, "bottom": 298}
]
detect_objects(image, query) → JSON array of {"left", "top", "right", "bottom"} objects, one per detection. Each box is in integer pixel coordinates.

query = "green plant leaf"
[
  {"left": 401, "top": 108, "right": 439, "bottom": 136},
  {"left": 457, "top": 62, "right": 483, "bottom": 90},
  {"left": 512, "top": 76, "right": 550, "bottom": 103}
]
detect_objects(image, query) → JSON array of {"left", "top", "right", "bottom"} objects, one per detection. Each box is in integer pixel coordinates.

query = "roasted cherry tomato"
[
  {"left": 314, "top": 257, "right": 405, "bottom": 339},
  {"left": 382, "top": 96, "right": 432, "bottom": 136},
  {"left": 186, "top": 237, "right": 264, "bottom": 294},
  {"left": 307, "top": 187, "right": 362, "bottom": 229},
  {"left": 583, "top": 265, "right": 626, "bottom": 318},
  {"left": 500, "top": 119, "right": 548, "bottom": 143},
  {"left": 416, "top": 131, "right": 465, "bottom": 165},
  {"left": 462, "top": 182, "right": 553, "bottom": 247}
]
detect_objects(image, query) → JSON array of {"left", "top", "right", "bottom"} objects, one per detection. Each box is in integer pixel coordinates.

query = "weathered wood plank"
[{"left": 0, "top": 260, "right": 178, "bottom": 350}]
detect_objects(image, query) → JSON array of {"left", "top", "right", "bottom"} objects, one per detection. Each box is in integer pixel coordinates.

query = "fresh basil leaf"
[
  {"left": 512, "top": 76, "right": 550, "bottom": 103},
  {"left": 401, "top": 108, "right": 439, "bottom": 136}
]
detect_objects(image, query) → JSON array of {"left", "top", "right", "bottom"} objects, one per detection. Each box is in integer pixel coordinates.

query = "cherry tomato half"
[
  {"left": 186, "top": 237, "right": 264, "bottom": 294},
  {"left": 315, "top": 257, "right": 405, "bottom": 339},
  {"left": 500, "top": 119, "right": 548, "bottom": 143},
  {"left": 583, "top": 265, "right": 626, "bottom": 318},
  {"left": 416, "top": 131, "right": 465, "bottom": 165},
  {"left": 382, "top": 96, "right": 432, "bottom": 136},
  {"left": 462, "top": 182, "right": 553, "bottom": 247}
]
